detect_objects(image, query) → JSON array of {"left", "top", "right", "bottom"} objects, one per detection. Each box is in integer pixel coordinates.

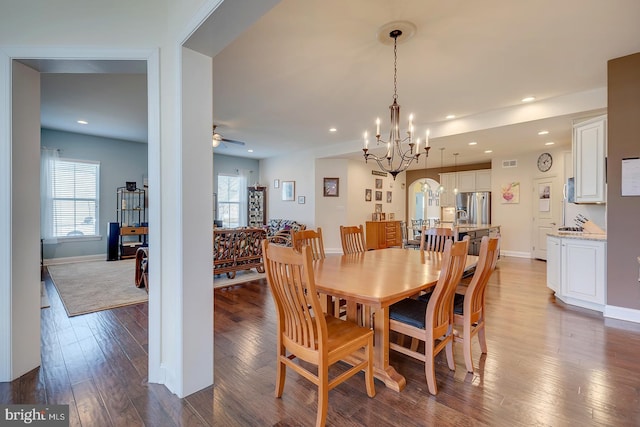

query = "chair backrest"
[
  {"left": 426, "top": 238, "right": 469, "bottom": 339},
  {"left": 262, "top": 240, "right": 327, "bottom": 355},
  {"left": 292, "top": 227, "right": 325, "bottom": 260},
  {"left": 462, "top": 236, "right": 500, "bottom": 321},
  {"left": 420, "top": 226, "right": 454, "bottom": 252},
  {"left": 340, "top": 225, "right": 366, "bottom": 254}
]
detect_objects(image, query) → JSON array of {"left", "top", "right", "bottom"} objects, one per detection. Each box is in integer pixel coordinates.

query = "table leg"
[{"left": 370, "top": 305, "right": 406, "bottom": 392}]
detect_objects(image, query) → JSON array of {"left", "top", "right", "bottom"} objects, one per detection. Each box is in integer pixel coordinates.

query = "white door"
[{"left": 532, "top": 177, "right": 561, "bottom": 260}]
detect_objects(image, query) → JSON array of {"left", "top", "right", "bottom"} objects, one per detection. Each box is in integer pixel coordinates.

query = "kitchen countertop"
[
  {"left": 453, "top": 224, "right": 501, "bottom": 232},
  {"left": 547, "top": 230, "right": 607, "bottom": 241}
]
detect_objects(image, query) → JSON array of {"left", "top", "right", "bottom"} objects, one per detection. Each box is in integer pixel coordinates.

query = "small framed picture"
[
  {"left": 323, "top": 177, "right": 339, "bottom": 197},
  {"left": 380, "top": 213, "right": 386, "bottom": 221},
  {"left": 375, "top": 191, "right": 382, "bottom": 201},
  {"left": 274, "top": 179, "right": 280, "bottom": 188},
  {"left": 386, "top": 191, "right": 392, "bottom": 203},
  {"left": 375, "top": 178, "right": 383, "bottom": 189},
  {"left": 298, "top": 196, "right": 305, "bottom": 204},
  {"left": 375, "top": 203, "right": 382, "bottom": 213},
  {"left": 389, "top": 213, "right": 395, "bottom": 220},
  {"left": 365, "top": 189, "right": 372, "bottom": 201},
  {"left": 282, "top": 181, "right": 295, "bottom": 201}
]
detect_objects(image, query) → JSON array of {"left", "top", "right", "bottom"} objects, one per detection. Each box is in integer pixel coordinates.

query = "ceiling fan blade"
[{"left": 221, "top": 137, "right": 246, "bottom": 146}]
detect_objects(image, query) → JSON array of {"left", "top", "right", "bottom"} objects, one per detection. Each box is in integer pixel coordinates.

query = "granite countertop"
[
  {"left": 453, "top": 224, "right": 501, "bottom": 232},
  {"left": 547, "top": 230, "right": 607, "bottom": 241}
]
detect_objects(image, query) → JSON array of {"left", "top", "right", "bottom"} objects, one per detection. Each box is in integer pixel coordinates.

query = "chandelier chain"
[{"left": 393, "top": 36, "right": 398, "bottom": 101}]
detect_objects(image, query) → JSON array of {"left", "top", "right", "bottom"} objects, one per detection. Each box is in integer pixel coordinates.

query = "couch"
[
  {"left": 263, "top": 219, "right": 306, "bottom": 245},
  {"left": 214, "top": 227, "right": 266, "bottom": 278}
]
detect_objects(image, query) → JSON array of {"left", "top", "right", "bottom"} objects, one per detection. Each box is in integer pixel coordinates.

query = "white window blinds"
[{"left": 51, "top": 159, "right": 100, "bottom": 238}]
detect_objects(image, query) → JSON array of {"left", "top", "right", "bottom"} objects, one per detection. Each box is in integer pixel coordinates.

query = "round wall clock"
[{"left": 537, "top": 152, "right": 553, "bottom": 172}]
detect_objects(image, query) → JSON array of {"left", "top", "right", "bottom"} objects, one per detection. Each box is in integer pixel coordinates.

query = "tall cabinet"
[
  {"left": 573, "top": 115, "right": 607, "bottom": 203},
  {"left": 116, "top": 186, "right": 147, "bottom": 259},
  {"left": 248, "top": 186, "right": 267, "bottom": 227}
]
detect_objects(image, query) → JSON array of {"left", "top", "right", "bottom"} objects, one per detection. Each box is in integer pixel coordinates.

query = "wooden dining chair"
[
  {"left": 292, "top": 227, "right": 325, "bottom": 260},
  {"left": 262, "top": 240, "right": 375, "bottom": 427},
  {"left": 388, "top": 238, "right": 469, "bottom": 395},
  {"left": 419, "top": 226, "right": 455, "bottom": 252},
  {"left": 453, "top": 235, "right": 500, "bottom": 373},
  {"left": 340, "top": 224, "right": 366, "bottom": 254}
]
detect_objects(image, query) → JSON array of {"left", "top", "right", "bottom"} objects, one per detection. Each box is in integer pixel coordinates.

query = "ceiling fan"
[{"left": 212, "top": 125, "right": 246, "bottom": 148}]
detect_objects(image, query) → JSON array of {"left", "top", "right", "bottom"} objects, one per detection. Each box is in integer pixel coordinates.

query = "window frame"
[{"left": 50, "top": 157, "right": 101, "bottom": 240}]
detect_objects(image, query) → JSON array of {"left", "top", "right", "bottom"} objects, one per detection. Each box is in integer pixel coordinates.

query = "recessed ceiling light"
[
  {"left": 77, "top": 120, "right": 88, "bottom": 125},
  {"left": 521, "top": 96, "right": 536, "bottom": 103},
  {"left": 247, "top": 149, "right": 254, "bottom": 153},
  {"left": 468, "top": 141, "right": 477, "bottom": 146},
  {"left": 329, "top": 128, "right": 337, "bottom": 132},
  {"left": 538, "top": 130, "right": 549, "bottom": 135},
  {"left": 545, "top": 142, "right": 555, "bottom": 146},
  {"left": 484, "top": 150, "right": 493, "bottom": 154},
  {"left": 446, "top": 114, "right": 456, "bottom": 120}
]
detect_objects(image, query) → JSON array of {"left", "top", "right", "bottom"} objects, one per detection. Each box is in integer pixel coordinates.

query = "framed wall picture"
[
  {"left": 323, "top": 177, "right": 339, "bottom": 197},
  {"left": 375, "top": 191, "right": 382, "bottom": 201},
  {"left": 282, "top": 181, "right": 295, "bottom": 201},
  {"left": 365, "top": 189, "right": 372, "bottom": 201},
  {"left": 386, "top": 191, "right": 392, "bottom": 203},
  {"left": 375, "top": 178, "right": 383, "bottom": 189},
  {"left": 375, "top": 203, "right": 382, "bottom": 213}
]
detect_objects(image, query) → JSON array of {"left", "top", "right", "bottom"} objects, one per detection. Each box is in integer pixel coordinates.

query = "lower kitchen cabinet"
[{"left": 546, "top": 234, "right": 606, "bottom": 311}]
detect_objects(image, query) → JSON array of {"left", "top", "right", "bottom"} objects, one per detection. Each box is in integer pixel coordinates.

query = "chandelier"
[{"left": 363, "top": 26, "right": 430, "bottom": 180}]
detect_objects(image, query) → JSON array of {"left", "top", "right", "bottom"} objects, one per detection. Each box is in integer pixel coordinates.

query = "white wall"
[
  {"left": 9, "top": 61, "right": 41, "bottom": 379},
  {"left": 491, "top": 146, "right": 567, "bottom": 257},
  {"left": 260, "top": 152, "right": 316, "bottom": 227}
]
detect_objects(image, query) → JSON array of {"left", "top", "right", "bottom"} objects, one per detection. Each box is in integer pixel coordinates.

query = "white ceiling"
[{"left": 32, "top": 0, "right": 640, "bottom": 167}]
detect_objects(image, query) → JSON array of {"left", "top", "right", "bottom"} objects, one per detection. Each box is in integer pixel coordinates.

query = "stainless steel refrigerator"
[{"left": 455, "top": 192, "right": 491, "bottom": 225}]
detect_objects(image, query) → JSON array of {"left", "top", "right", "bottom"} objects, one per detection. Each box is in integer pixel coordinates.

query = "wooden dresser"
[{"left": 365, "top": 220, "right": 402, "bottom": 250}]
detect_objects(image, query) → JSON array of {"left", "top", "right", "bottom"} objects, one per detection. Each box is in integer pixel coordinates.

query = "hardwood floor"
[{"left": 3, "top": 257, "right": 640, "bottom": 426}]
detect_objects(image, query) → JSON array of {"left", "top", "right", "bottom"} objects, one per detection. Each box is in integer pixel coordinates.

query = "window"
[
  {"left": 217, "top": 174, "right": 240, "bottom": 228},
  {"left": 49, "top": 159, "right": 100, "bottom": 238}
]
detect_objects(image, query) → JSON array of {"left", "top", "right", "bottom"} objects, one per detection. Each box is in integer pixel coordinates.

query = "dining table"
[{"left": 313, "top": 248, "right": 478, "bottom": 392}]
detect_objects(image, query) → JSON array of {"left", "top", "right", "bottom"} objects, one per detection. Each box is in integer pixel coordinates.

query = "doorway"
[
  {"left": 532, "top": 176, "right": 561, "bottom": 260},
  {"left": 1, "top": 49, "right": 160, "bottom": 382}
]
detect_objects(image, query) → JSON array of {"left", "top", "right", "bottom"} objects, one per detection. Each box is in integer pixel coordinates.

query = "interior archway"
[{"left": 407, "top": 178, "right": 441, "bottom": 227}]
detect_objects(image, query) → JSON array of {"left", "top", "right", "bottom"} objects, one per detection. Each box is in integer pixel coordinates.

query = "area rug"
[
  {"left": 47, "top": 259, "right": 148, "bottom": 317},
  {"left": 214, "top": 269, "right": 266, "bottom": 289}
]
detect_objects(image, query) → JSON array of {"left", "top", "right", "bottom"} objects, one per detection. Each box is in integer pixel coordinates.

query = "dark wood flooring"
[{"left": 2, "top": 257, "right": 640, "bottom": 426}]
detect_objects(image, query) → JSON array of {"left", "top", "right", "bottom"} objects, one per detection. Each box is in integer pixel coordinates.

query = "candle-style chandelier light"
[{"left": 363, "top": 24, "right": 429, "bottom": 180}]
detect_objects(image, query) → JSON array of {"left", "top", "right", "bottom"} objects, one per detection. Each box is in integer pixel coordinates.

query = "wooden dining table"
[{"left": 313, "top": 248, "right": 478, "bottom": 392}]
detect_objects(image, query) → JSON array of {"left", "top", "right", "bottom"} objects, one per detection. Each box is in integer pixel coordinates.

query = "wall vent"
[{"left": 502, "top": 159, "right": 518, "bottom": 168}]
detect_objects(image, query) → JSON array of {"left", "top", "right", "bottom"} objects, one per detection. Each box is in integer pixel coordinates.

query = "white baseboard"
[
  {"left": 500, "top": 250, "right": 531, "bottom": 258},
  {"left": 604, "top": 305, "right": 640, "bottom": 324},
  {"left": 43, "top": 253, "right": 107, "bottom": 266}
]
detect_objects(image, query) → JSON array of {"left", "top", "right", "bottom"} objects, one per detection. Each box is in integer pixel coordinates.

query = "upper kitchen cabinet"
[
  {"left": 438, "top": 172, "right": 457, "bottom": 207},
  {"left": 573, "top": 115, "right": 607, "bottom": 203},
  {"left": 439, "top": 170, "right": 492, "bottom": 206}
]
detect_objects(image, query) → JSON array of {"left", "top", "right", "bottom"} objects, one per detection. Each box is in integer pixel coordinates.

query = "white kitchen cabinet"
[
  {"left": 546, "top": 234, "right": 606, "bottom": 311},
  {"left": 457, "top": 171, "right": 476, "bottom": 192},
  {"left": 438, "top": 170, "right": 492, "bottom": 207},
  {"left": 438, "top": 172, "right": 457, "bottom": 207},
  {"left": 475, "top": 170, "right": 492, "bottom": 191},
  {"left": 546, "top": 236, "right": 561, "bottom": 293},
  {"left": 573, "top": 115, "right": 606, "bottom": 203}
]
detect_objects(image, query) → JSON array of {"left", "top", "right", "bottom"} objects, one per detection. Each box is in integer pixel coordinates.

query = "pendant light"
[
  {"left": 453, "top": 153, "right": 459, "bottom": 194},
  {"left": 437, "top": 147, "right": 445, "bottom": 194},
  {"left": 421, "top": 130, "right": 431, "bottom": 193}
]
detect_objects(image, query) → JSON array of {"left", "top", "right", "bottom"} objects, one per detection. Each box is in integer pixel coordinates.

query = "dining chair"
[
  {"left": 403, "top": 220, "right": 420, "bottom": 250},
  {"left": 262, "top": 240, "right": 375, "bottom": 427},
  {"left": 388, "top": 237, "right": 469, "bottom": 395},
  {"left": 340, "top": 224, "right": 367, "bottom": 254},
  {"left": 453, "top": 235, "right": 500, "bottom": 373},
  {"left": 419, "top": 226, "right": 454, "bottom": 252},
  {"left": 292, "top": 227, "right": 325, "bottom": 260}
]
